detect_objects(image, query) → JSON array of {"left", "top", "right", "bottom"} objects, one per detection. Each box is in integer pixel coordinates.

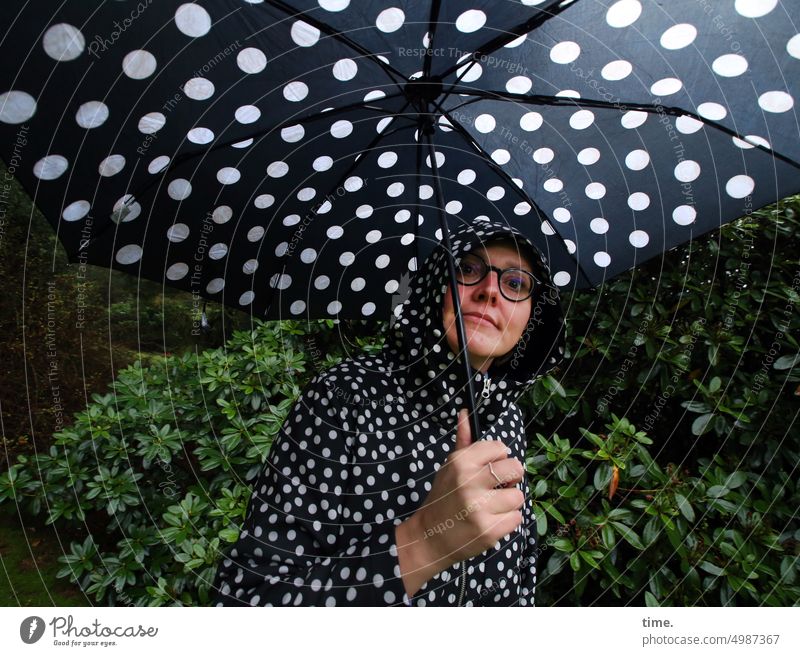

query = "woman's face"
[{"left": 442, "top": 241, "right": 533, "bottom": 373}]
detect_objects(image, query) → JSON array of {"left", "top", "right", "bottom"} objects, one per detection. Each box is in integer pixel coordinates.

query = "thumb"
[{"left": 454, "top": 409, "right": 473, "bottom": 451}]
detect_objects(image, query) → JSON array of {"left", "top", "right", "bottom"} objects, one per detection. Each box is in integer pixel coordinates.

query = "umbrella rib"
[
  {"left": 436, "top": 0, "right": 581, "bottom": 83},
  {"left": 441, "top": 89, "right": 800, "bottom": 171},
  {"left": 422, "top": 0, "right": 443, "bottom": 81},
  {"left": 266, "top": 0, "right": 407, "bottom": 89},
  {"left": 260, "top": 100, "right": 414, "bottom": 318},
  {"left": 430, "top": 98, "right": 594, "bottom": 288}
]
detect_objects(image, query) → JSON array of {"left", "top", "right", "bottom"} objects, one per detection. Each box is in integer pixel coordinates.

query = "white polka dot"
[
  {"left": 175, "top": 4, "right": 212, "bottom": 37},
  {"left": 356, "top": 204, "right": 373, "bottom": 218},
  {"left": 327, "top": 226, "right": 344, "bottom": 239},
  {"left": 168, "top": 178, "right": 192, "bottom": 200},
  {"left": 237, "top": 48, "right": 267, "bottom": 74},
  {"left": 594, "top": 251, "right": 611, "bottom": 267},
  {"left": 184, "top": 78, "right": 215, "bottom": 100},
  {"left": 375, "top": 254, "right": 390, "bottom": 268},
  {"left": 491, "top": 149, "right": 510, "bottom": 165},
  {"left": 628, "top": 192, "right": 650, "bottom": 210},
  {"left": 629, "top": 230, "right": 649, "bottom": 248},
  {"left": 364, "top": 89, "right": 386, "bottom": 102},
  {"left": 331, "top": 120, "right": 353, "bottom": 138},
  {"left": 268, "top": 161, "right": 289, "bottom": 177},
  {"left": 378, "top": 152, "right": 398, "bottom": 169},
  {"left": 533, "top": 148, "right": 554, "bottom": 164},
  {"left": 426, "top": 151, "right": 445, "bottom": 168},
  {"left": 376, "top": 117, "right": 393, "bottom": 133},
  {"left": 758, "top": 91, "right": 794, "bottom": 113},
  {"left": 291, "top": 21, "right": 320, "bottom": 47},
  {"left": 270, "top": 273, "right": 292, "bottom": 290},
  {"left": 239, "top": 291, "right": 255, "bottom": 306},
  {"left": 313, "top": 156, "right": 333, "bottom": 172},
  {"left": 674, "top": 160, "right": 701, "bottom": 182},
  {"left": 213, "top": 206, "right": 232, "bottom": 224},
  {"left": 283, "top": 81, "right": 309, "bottom": 102},
  {"left": 475, "top": 114, "right": 496, "bottom": 133},
  {"left": 297, "top": 187, "right": 316, "bottom": 202},
  {"left": 188, "top": 127, "right": 214, "bottom": 144},
  {"left": 339, "top": 252, "right": 355, "bottom": 266},
  {"left": 255, "top": 194, "right": 275, "bottom": 209},
  {"left": 541, "top": 221, "right": 556, "bottom": 236},
  {"left": 457, "top": 60, "right": 483, "bottom": 83},
  {"left": 166, "top": 262, "right": 189, "bottom": 280},
  {"left": 735, "top": 0, "right": 778, "bottom": 18},
  {"left": 697, "top": 102, "right": 726, "bottom": 121},
  {"left": 122, "top": 50, "right": 157, "bottom": 79},
  {"left": 98, "top": 155, "right": 126, "bottom": 177},
  {"left": 672, "top": 205, "right": 696, "bottom": 225},
  {"left": 606, "top": 0, "right": 642, "bottom": 28},
  {"left": 445, "top": 201, "right": 462, "bottom": 214},
  {"left": 550, "top": 41, "right": 580, "bottom": 64},
  {"left": 247, "top": 226, "right": 265, "bottom": 241},
  {"left": 563, "top": 239, "right": 577, "bottom": 254},
  {"left": 506, "top": 76, "right": 533, "bottom": 94},
  {"left": 279, "top": 124, "right": 304, "bottom": 144},
  {"left": 333, "top": 59, "right": 358, "bottom": 81},
  {"left": 621, "top": 110, "right": 647, "bottom": 129},
  {"left": 362, "top": 302, "right": 376, "bottom": 316},
  {"left": 732, "top": 134, "right": 770, "bottom": 150},
  {"left": 659, "top": 24, "right": 697, "bottom": 50},
  {"left": 726, "top": 175, "right": 755, "bottom": 198},
  {"left": 676, "top": 115, "right": 704, "bottom": 134},
  {"left": 394, "top": 210, "right": 410, "bottom": 223},
  {"left": 376, "top": 8, "right": 405, "bottom": 33},
  {"left": 0, "top": 91, "right": 37, "bottom": 124},
  {"left": 231, "top": 138, "right": 253, "bottom": 149},
  {"left": 167, "top": 224, "right": 190, "bottom": 242},
  {"left": 553, "top": 207, "right": 571, "bottom": 223},
  {"left": 601, "top": 60, "right": 632, "bottom": 80},
  {"left": 62, "top": 200, "right": 90, "bottom": 222},
  {"left": 625, "top": 149, "right": 650, "bottom": 170},
  {"left": 650, "top": 77, "right": 682, "bottom": 96},
  {"left": 457, "top": 169, "right": 476, "bottom": 185},
  {"left": 235, "top": 105, "right": 261, "bottom": 124},
  {"left": 418, "top": 185, "right": 433, "bottom": 200},
  {"left": 138, "top": 112, "right": 166, "bottom": 134},
  {"left": 206, "top": 278, "right": 224, "bottom": 294},
  {"left": 327, "top": 300, "right": 342, "bottom": 315},
  {"left": 712, "top": 54, "right": 748, "bottom": 77},
  {"left": 290, "top": 300, "right": 306, "bottom": 315},
  {"left": 585, "top": 182, "right": 606, "bottom": 199},
  {"left": 487, "top": 186, "right": 505, "bottom": 200},
  {"left": 282, "top": 214, "right": 300, "bottom": 226},
  {"left": 350, "top": 277, "right": 366, "bottom": 292},
  {"left": 456, "top": 9, "right": 486, "bottom": 33},
  {"left": 553, "top": 271, "right": 571, "bottom": 286},
  {"left": 319, "top": 0, "right": 349, "bottom": 11},
  {"left": 33, "top": 155, "right": 68, "bottom": 180},
  {"left": 569, "top": 109, "right": 594, "bottom": 130},
  {"left": 543, "top": 178, "right": 563, "bottom": 192},
  {"left": 577, "top": 147, "right": 600, "bottom": 165},
  {"left": 590, "top": 218, "right": 609, "bottom": 234},
  {"left": 520, "top": 112, "right": 543, "bottom": 131},
  {"left": 365, "top": 230, "right": 382, "bottom": 244},
  {"left": 387, "top": 182, "right": 404, "bottom": 197},
  {"left": 296, "top": 248, "right": 315, "bottom": 264},
  {"left": 556, "top": 89, "right": 581, "bottom": 99},
  {"left": 217, "top": 167, "right": 241, "bottom": 185},
  {"left": 116, "top": 244, "right": 143, "bottom": 265},
  {"left": 788, "top": 34, "right": 800, "bottom": 59},
  {"left": 112, "top": 195, "right": 141, "bottom": 223},
  {"left": 315, "top": 276, "right": 330, "bottom": 290},
  {"left": 43, "top": 24, "right": 85, "bottom": 61}
]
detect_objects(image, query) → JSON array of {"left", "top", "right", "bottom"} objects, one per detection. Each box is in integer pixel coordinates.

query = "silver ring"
[{"left": 487, "top": 461, "right": 504, "bottom": 487}]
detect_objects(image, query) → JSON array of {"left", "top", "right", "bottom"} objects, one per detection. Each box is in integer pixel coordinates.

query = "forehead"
[{"left": 469, "top": 241, "right": 533, "bottom": 270}]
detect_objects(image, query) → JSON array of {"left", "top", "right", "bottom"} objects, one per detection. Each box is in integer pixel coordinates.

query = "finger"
[
  {"left": 465, "top": 439, "right": 512, "bottom": 466},
  {"left": 485, "top": 459, "right": 524, "bottom": 488},
  {"left": 454, "top": 409, "right": 472, "bottom": 451},
  {"left": 483, "top": 487, "right": 526, "bottom": 515}
]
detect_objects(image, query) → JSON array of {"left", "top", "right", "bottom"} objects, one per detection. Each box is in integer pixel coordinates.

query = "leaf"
[
  {"left": 724, "top": 471, "right": 748, "bottom": 489},
  {"left": 645, "top": 591, "right": 659, "bottom": 607},
  {"left": 708, "top": 377, "right": 722, "bottom": 393},
  {"left": 610, "top": 521, "right": 644, "bottom": 550},
  {"left": 773, "top": 354, "right": 800, "bottom": 370},
  {"left": 675, "top": 493, "right": 695, "bottom": 522},
  {"left": 707, "top": 485, "right": 730, "bottom": 498},
  {"left": 699, "top": 561, "right": 725, "bottom": 576},
  {"left": 608, "top": 464, "right": 620, "bottom": 500},
  {"left": 692, "top": 413, "right": 714, "bottom": 436}
]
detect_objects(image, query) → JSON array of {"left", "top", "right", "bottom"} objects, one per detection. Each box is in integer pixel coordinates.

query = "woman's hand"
[{"left": 395, "top": 409, "right": 525, "bottom": 597}]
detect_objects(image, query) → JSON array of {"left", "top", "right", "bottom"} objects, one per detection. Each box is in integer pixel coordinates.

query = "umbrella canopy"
[{"left": 1, "top": 0, "right": 799, "bottom": 321}]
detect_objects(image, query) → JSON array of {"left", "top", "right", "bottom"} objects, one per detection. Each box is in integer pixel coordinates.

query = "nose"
[{"left": 471, "top": 268, "right": 501, "bottom": 305}]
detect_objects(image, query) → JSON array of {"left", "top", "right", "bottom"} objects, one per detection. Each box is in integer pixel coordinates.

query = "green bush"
[{"left": 1, "top": 200, "right": 798, "bottom": 606}]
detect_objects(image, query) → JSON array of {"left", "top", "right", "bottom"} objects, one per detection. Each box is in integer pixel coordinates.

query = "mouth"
[{"left": 462, "top": 312, "right": 497, "bottom": 328}]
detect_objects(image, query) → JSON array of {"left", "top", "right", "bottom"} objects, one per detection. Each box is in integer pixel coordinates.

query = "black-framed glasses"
[{"left": 455, "top": 252, "right": 540, "bottom": 302}]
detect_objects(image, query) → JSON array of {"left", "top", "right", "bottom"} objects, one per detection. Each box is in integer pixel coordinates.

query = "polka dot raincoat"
[{"left": 213, "top": 218, "right": 566, "bottom": 606}]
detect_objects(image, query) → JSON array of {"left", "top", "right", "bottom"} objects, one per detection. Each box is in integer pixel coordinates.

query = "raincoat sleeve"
[
  {"left": 518, "top": 513, "right": 538, "bottom": 606},
  {"left": 212, "top": 373, "right": 412, "bottom": 606}
]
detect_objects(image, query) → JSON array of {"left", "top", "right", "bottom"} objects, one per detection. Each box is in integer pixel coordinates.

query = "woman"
[{"left": 212, "top": 218, "right": 565, "bottom": 606}]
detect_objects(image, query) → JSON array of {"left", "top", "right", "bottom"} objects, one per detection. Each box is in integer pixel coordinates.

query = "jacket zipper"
[{"left": 458, "top": 374, "right": 491, "bottom": 606}]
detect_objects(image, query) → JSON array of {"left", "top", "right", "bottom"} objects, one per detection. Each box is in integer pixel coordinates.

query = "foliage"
[{"left": 1, "top": 197, "right": 798, "bottom": 606}]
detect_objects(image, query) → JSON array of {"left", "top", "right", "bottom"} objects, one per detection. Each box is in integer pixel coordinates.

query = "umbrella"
[{"left": 1, "top": 0, "right": 799, "bottom": 438}]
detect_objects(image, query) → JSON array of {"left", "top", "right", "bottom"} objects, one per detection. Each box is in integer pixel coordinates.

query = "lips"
[{"left": 462, "top": 311, "right": 497, "bottom": 328}]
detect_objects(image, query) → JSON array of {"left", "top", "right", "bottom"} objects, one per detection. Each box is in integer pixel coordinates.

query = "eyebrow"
[{"left": 469, "top": 250, "right": 533, "bottom": 271}]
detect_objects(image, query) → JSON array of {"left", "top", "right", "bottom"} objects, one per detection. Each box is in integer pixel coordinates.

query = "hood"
[{"left": 383, "top": 217, "right": 566, "bottom": 418}]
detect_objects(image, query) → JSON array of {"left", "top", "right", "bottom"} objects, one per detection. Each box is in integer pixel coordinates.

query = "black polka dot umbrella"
[{"left": 1, "top": 0, "right": 799, "bottom": 322}]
